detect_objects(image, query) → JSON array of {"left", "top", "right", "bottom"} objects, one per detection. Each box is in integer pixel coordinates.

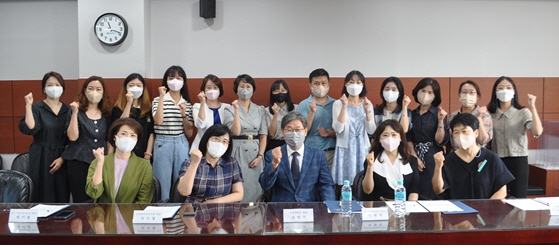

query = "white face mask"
[
  {"left": 128, "top": 86, "right": 143, "bottom": 99},
  {"left": 496, "top": 89, "right": 515, "bottom": 102},
  {"left": 417, "top": 91, "right": 434, "bottom": 105},
  {"left": 167, "top": 79, "right": 184, "bottom": 91},
  {"left": 86, "top": 91, "right": 103, "bottom": 104},
  {"left": 459, "top": 94, "right": 477, "bottom": 108},
  {"left": 45, "top": 86, "right": 63, "bottom": 99},
  {"left": 205, "top": 89, "right": 220, "bottom": 100},
  {"left": 115, "top": 136, "right": 137, "bottom": 153},
  {"left": 346, "top": 84, "right": 363, "bottom": 96},
  {"left": 311, "top": 85, "right": 329, "bottom": 98},
  {"left": 383, "top": 90, "right": 399, "bottom": 103},
  {"left": 456, "top": 133, "right": 476, "bottom": 150},
  {"left": 207, "top": 140, "right": 227, "bottom": 158},
  {"left": 380, "top": 136, "right": 400, "bottom": 152}
]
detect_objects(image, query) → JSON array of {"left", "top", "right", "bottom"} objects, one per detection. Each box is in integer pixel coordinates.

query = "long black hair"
[
  {"left": 161, "top": 65, "right": 191, "bottom": 103},
  {"left": 268, "top": 79, "right": 295, "bottom": 115},
  {"left": 375, "top": 76, "right": 405, "bottom": 114},
  {"left": 487, "top": 76, "right": 525, "bottom": 114}
]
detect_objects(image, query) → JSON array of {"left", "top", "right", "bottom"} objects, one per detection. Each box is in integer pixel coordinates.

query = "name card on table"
[
  {"left": 283, "top": 208, "right": 314, "bottom": 223},
  {"left": 283, "top": 222, "right": 315, "bottom": 233},
  {"left": 8, "top": 223, "right": 39, "bottom": 234},
  {"left": 133, "top": 224, "right": 165, "bottom": 234},
  {"left": 362, "top": 207, "right": 389, "bottom": 221},
  {"left": 132, "top": 210, "right": 163, "bottom": 224},
  {"left": 361, "top": 221, "right": 389, "bottom": 232},
  {"left": 549, "top": 202, "right": 559, "bottom": 216},
  {"left": 9, "top": 209, "right": 38, "bottom": 223}
]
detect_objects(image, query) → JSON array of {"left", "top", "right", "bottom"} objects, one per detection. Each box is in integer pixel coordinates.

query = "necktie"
[{"left": 291, "top": 152, "right": 300, "bottom": 188}]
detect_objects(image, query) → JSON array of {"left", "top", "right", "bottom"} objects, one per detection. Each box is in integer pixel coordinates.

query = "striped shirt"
[{"left": 152, "top": 92, "right": 193, "bottom": 136}]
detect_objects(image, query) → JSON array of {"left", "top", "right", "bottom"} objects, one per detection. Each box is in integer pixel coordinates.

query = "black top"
[
  {"left": 18, "top": 101, "right": 70, "bottom": 149},
  {"left": 110, "top": 106, "right": 154, "bottom": 158},
  {"left": 361, "top": 156, "right": 420, "bottom": 201},
  {"left": 442, "top": 148, "right": 515, "bottom": 200},
  {"left": 61, "top": 111, "right": 109, "bottom": 164},
  {"left": 406, "top": 105, "right": 449, "bottom": 145}
]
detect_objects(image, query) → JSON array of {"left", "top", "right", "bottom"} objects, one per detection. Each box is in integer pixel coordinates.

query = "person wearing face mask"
[
  {"left": 432, "top": 113, "right": 514, "bottom": 200},
  {"left": 191, "top": 74, "right": 230, "bottom": 152},
  {"left": 110, "top": 73, "right": 154, "bottom": 162},
  {"left": 177, "top": 124, "right": 244, "bottom": 203},
  {"left": 332, "top": 70, "right": 376, "bottom": 197},
  {"left": 359, "top": 120, "right": 419, "bottom": 201},
  {"left": 487, "top": 76, "right": 543, "bottom": 199},
  {"left": 85, "top": 118, "right": 153, "bottom": 203},
  {"left": 62, "top": 76, "right": 112, "bottom": 203},
  {"left": 152, "top": 65, "right": 194, "bottom": 201},
  {"left": 448, "top": 80, "right": 493, "bottom": 152},
  {"left": 265, "top": 79, "right": 298, "bottom": 152},
  {"left": 18, "top": 71, "right": 71, "bottom": 203},
  {"left": 406, "top": 78, "right": 449, "bottom": 200},
  {"left": 298, "top": 68, "right": 337, "bottom": 170},
  {"left": 259, "top": 112, "right": 335, "bottom": 202},
  {"left": 373, "top": 77, "right": 412, "bottom": 134},
  {"left": 223, "top": 74, "right": 268, "bottom": 203}
]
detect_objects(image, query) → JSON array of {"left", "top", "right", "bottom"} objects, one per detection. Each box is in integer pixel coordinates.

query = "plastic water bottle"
[
  {"left": 341, "top": 180, "right": 352, "bottom": 216},
  {"left": 394, "top": 179, "right": 406, "bottom": 217}
]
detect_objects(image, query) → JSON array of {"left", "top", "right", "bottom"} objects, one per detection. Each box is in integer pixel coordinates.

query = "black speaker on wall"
[{"left": 200, "top": 0, "right": 216, "bottom": 19}]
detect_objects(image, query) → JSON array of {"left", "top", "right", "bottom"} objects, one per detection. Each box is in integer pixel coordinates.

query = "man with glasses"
[{"left": 259, "top": 112, "right": 335, "bottom": 202}]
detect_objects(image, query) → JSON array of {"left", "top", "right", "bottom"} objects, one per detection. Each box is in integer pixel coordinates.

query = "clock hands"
[
  {"left": 110, "top": 29, "right": 122, "bottom": 35},
  {"left": 108, "top": 22, "right": 111, "bottom": 29}
]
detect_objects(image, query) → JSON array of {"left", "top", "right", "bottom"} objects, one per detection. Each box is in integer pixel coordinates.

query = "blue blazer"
[{"left": 259, "top": 144, "right": 335, "bottom": 202}]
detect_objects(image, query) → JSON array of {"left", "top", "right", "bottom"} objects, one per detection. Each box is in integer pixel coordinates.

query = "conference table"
[{"left": 1, "top": 199, "right": 558, "bottom": 245}]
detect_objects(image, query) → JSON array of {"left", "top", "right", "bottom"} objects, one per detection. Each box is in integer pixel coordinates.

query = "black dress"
[
  {"left": 110, "top": 106, "right": 154, "bottom": 159},
  {"left": 361, "top": 155, "right": 420, "bottom": 201},
  {"left": 18, "top": 101, "right": 70, "bottom": 203}
]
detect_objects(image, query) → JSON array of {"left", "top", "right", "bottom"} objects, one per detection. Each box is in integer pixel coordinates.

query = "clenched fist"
[
  {"left": 24, "top": 93, "right": 33, "bottom": 106},
  {"left": 271, "top": 147, "right": 282, "bottom": 171},
  {"left": 366, "top": 151, "right": 375, "bottom": 167},
  {"left": 438, "top": 107, "right": 447, "bottom": 122},
  {"left": 309, "top": 101, "right": 317, "bottom": 113},
  {"left": 70, "top": 101, "right": 80, "bottom": 113},
  {"left": 158, "top": 86, "right": 167, "bottom": 97},
  {"left": 434, "top": 151, "right": 445, "bottom": 168},
  {"left": 190, "top": 148, "right": 202, "bottom": 165}
]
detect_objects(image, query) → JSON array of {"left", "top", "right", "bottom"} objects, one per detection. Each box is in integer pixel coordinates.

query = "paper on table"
[
  {"left": 30, "top": 204, "right": 70, "bottom": 218},
  {"left": 417, "top": 200, "right": 463, "bottom": 212},
  {"left": 385, "top": 201, "right": 429, "bottom": 213},
  {"left": 504, "top": 199, "right": 550, "bottom": 211},
  {"left": 143, "top": 206, "right": 181, "bottom": 219},
  {"left": 534, "top": 197, "right": 559, "bottom": 206}
]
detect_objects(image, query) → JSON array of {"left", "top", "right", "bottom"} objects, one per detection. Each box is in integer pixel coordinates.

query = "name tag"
[
  {"left": 9, "top": 209, "right": 38, "bottom": 223},
  {"left": 549, "top": 202, "right": 559, "bottom": 216},
  {"left": 362, "top": 207, "right": 389, "bottom": 221},
  {"left": 132, "top": 210, "right": 163, "bottom": 224},
  {"left": 361, "top": 220, "right": 389, "bottom": 231},
  {"left": 283, "top": 222, "right": 314, "bottom": 233},
  {"left": 8, "top": 223, "right": 39, "bottom": 233},
  {"left": 133, "top": 224, "right": 165, "bottom": 234},
  {"left": 283, "top": 208, "right": 314, "bottom": 223}
]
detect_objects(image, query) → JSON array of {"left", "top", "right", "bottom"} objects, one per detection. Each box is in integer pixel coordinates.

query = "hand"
[
  {"left": 179, "top": 103, "right": 187, "bottom": 115},
  {"left": 93, "top": 147, "right": 105, "bottom": 164},
  {"left": 24, "top": 93, "right": 33, "bottom": 106},
  {"left": 70, "top": 101, "right": 80, "bottom": 113},
  {"left": 125, "top": 91, "right": 133, "bottom": 104},
  {"left": 197, "top": 91, "right": 206, "bottom": 103},
  {"left": 438, "top": 107, "right": 447, "bottom": 122},
  {"left": 49, "top": 157, "right": 64, "bottom": 174},
  {"left": 271, "top": 147, "right": 282, "bottom": 171},
  {"left": 434, "top": 151, "right": 445, "bottom": 168},
  {"left": 271, "top": 103, "right": 279, "bottom": 116},
  {"left": 309, "top": 101, "right": 317, "bottom": 113},
  {"left": 190, "top": 148, "right": 202, "bottom": 165},
  {"left": 317, "top": 127, "right": 329, "bottom": 137},
  {"left": 232, "top": 100, "right": 239, "bottom": 110},
  {"left": 527, "top": 94, "right": 537, "bottom": 108},
  {"left": 402, "top": 95, "right": 411, "bottom": 108},
  {"left": 363, "top": 97, "right": 373, "bottom": 113},
  {"left": 143, "top": 154, "right": 151, "bottom": 161},
  {"left": 158, "top": 86, "right": 167, "bottom": 97},
  {"left": 417, "top": 157, "right": 425, "bottom": 172},
  {"left": 366, "top": 151, "right": 375, "bottom": 167},
  {"left": 249, "top": 155, "right": 262, "bottom": 168},
  {"left": 340, "top": 94, "right": 348, "bottom": 106},
  {"left": 476, "top": 106, "right": 487, "bottom": 119}
]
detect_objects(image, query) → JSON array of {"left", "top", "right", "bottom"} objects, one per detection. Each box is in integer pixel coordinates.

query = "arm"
[
  {"left": 206, "top": 182, "right": 243, "bottom": 203},
  {"left": 230, "top": 101, "right": 241, "bottom": 136},
  {"left": 120, "top": 91, "right": 134, "bottom": 118},
  {"left": 259, "top": 149, "right": 281, "bottom": 190},
  {"left": 432, "top": 152, "right": 445, "bottom": 195},
  {"left": 177, "top": 161, "right": 198, "bottom": 197},
  {"left": 267, "top": 107, "right": 278, "bottom": 137},
  {"left": 23, "top": 93, "right": 36, "bottom": 130},
  {"left": 408, "top": 193, "right": 419, "bottom": 201},
  {"left": 527, "top": 94, "right": 543, "bottom": 137},
  {"left": 332, "top": 100, "right": 346, "bottom": 133},
  {"left": 67, "top": 103, "right": 80, "bottom": 142},
  {"left": 435, "top": 118, "right": 446, "bottom": 145},
  {"left": 153, "top": 87, "right": 167, "bottom": 125},
  {"left": 400, "top": 96, "right": 411, "bottom": 133},
  {"left": 144, "top": 133, "right": 155, "bottom": 160},
  {"left": 490, "top": 185, "right": 507, "bottom": 199},
  {"left": 476, "top": 115, "right": 487, "bottom": 146},
  {"left": 362, "top": 152, "right": 375, "bottom": 194},
  {"left": 85, "top": 149, "right": 106, "bottom": 201}
]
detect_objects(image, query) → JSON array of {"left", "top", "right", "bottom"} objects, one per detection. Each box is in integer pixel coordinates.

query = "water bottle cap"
[
  {"left": 397, "top": 180, "right": 403, "bottom": 185},
  {"left": 344, "top": 180, "right": 350, "bottom": 185}
]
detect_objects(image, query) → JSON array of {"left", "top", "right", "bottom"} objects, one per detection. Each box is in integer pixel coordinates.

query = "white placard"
[
  {"left": 30, "top": 204, "right": 69, "bottom": 218},
  {"left": 549, "top": 216, "right": 559, "bottom": 226},
  {"left": 283, "top": 222, "right": 314, "bottom": 233},
  {"left": 8, "top": 222, "right": 39, "bottom": 233},
  {"left": 283, "top": 208, "right": 314, "bottom": 223},
  {"left": 549, "top": 202, "right": 559, "bottom": 216},
  {"left": 133, "top": 224, "right": 165, "bottom": 234},
  {"left": 132, "top": 210, "right": 163, "bottom": 224},
  {"left": 8, "top": 209, "right": 38, "bottom": 223},
  {"left": 361, "top": 207, "right": 389, "bottom": 221},
  {"left": 361, "top": 220, "right": 389, "bottom": 231},
  {"left": 143, "top": 206, "right": 180, "bottom": 219}
]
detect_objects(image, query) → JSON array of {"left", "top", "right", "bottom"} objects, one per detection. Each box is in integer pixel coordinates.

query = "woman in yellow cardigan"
[{"left": 86, "top": 118, "right": 153, "bottom": 203}]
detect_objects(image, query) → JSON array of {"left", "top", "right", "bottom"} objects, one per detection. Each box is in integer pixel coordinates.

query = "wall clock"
[{"left": 94, "top": 13, "right": 128, "bottom": 46}]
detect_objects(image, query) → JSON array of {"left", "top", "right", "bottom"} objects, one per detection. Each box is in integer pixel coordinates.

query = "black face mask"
[{"left": 272, "top": 93, "right": 288, "bottom": 103}]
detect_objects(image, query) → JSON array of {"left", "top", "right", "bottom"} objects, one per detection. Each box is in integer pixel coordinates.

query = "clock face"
[{"left": 94, "top": 13, "right": 128, "bottom": 46}]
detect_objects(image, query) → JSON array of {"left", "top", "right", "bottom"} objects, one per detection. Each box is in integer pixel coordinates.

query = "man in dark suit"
[{"left": 259, "top": 111, "right": 335, "bottom": 202}]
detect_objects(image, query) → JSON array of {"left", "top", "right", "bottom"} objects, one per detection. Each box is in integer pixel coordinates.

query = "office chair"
[
  {"left": 352, "top": 170, "right": 367, "bottom": 201},
  {"left": 0, "top": 170, "right": 33, "bottom": 203},
  {"left": 152, "top": 175, "right": 162, "bottom": 203},
  {"left": 11, "top": 152, "right": 30, "bottom": 176},
  {"left": 168, "top": 177, "right": 186, "bottom": 203}
]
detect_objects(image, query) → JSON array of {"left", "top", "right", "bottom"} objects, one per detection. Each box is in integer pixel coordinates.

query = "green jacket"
[{"left": 86, "top": 152, "right": 153, "bottom": 203}]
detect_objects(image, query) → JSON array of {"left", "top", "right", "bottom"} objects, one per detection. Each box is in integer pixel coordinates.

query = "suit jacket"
[{"left": 259, "top": 144, "right": 335, "bottom": 202}]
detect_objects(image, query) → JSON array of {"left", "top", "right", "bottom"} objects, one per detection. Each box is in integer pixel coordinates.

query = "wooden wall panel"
[
  {"left": 449, "top": 78, "right": 496, "bottom": 112},
  {"left": 0, "top": 81, "right": 13, "bottom": 117},
  {"left": 0, "top": 117, "right": 14, "bottom": 153},
  {"left": 13, "top": 117, "right": 33, "bottom": 153},
  {"left": 11, "top": 80, "right": 43, "bottom": 117},
  {"left": 59, "top": 79, "right": 79, "bottom": 104},
  {"left": 544, "top": 78, "right": 559, "bottom": 114}
]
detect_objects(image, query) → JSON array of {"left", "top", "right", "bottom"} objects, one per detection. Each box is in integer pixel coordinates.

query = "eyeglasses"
[
  {"left": 460, "top": 91, "right": 477, "bottom": 96},
  {"left": 210, "top": 136, "right": 229, "bottom": 146},
  {"left": 284, "top": 128, "right": 305, "bottom": 133}
]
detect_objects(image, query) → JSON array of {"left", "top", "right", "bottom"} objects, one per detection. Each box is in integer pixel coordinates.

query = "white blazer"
[
  {"left": 191, "top": 102, "right": 231, "bottom": 152},
  {"left": 332, "top": 99, "right": 376, "bottom": 149}
]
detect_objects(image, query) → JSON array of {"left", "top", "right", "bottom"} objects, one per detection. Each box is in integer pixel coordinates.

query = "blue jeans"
[{"left": 153, "top": 135, "right": 190, "bottom": 201}]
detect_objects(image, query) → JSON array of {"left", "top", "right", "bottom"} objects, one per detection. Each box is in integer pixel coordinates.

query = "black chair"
[
  {"left": 152, "top": 176, "right": 161, "bottom": 203},
  {"left": 0, "top": 154, "right": 3, "bottom": 170},
  {"left": 168, "top": 177, "right": 186, "bottom": 203},
  {"left": 352, "top": 170, "right": 367, "bottom": 201},
  {"left": 11, "top": 152, "right": 30, "bottom": 176},
  {"left": 0, "top": 170, "right": 33, "bottom": 203}
]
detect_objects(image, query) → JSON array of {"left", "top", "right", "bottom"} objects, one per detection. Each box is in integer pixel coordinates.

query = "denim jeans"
[{"left": 153, "top": 135, "right": 190, "bottom": 201}]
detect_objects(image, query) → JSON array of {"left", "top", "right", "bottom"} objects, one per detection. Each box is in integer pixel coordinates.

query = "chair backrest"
[
  {"left": 0, "top": 170, "right": 33, "bottom": 203},
  {"left": 0, "top": 154, "right": 3, "bottom": 170},
  {"left": 152, "top": 175, "right": 161, "bottom": 203},
  {"left": 11, "top": 152, "right": 30, "bottom": 176},
  {"left": 352, "top": 170, "right": 367, "bottom": 201},
  {"left": 168, "top": 177, "right": 186, "bottom": 203}
]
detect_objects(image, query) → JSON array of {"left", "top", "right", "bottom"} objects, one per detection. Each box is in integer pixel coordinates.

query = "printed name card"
[
  {"left": 283, "top": 222, "right": 314, "bottom": 233},
  {"left": 549, "top": 202, "right": 559, "bottom": 216},
  {"left": 133, "top": 224, "right": 165, "bottom": 234},
  {"left": 361, "top": 207, "right": 389, "bottom": 221},
  {"left": 8, "top": 209, "right": 38, "bottom": 223},
  {"left": 8, "top": 223, "right": 39, "bottom": 234},
  {"left": 132, "top": 210, "right": 163, "bottom": 224},
  {"left": 283, "top": 208, "right": 314, "bottom": 223},
  {"left": 361, "top": 220, "right": 389, "bottom": 232}
]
